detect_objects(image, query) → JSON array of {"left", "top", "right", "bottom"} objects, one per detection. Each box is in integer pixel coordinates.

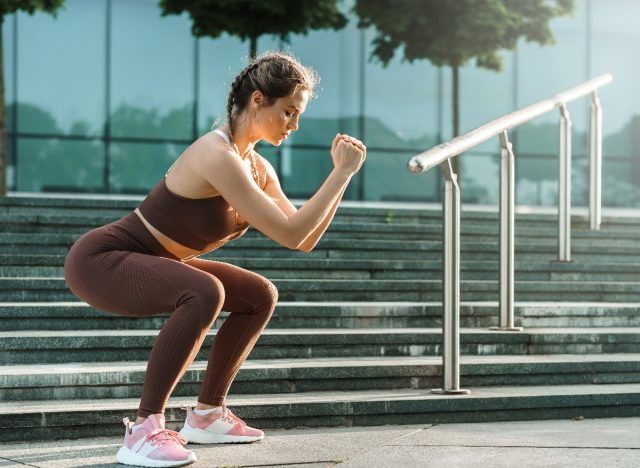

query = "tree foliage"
[
  {"left": 355, "top": 0, "right": 574, "bottom": 70},
  {"left": 0, "top": 0, "right": 65, "bottom": 196},
  {"left": 354, "top": 0, "right": 574, "bottom": 181},
  {"left": 0, "top": 0, "right": 63, "bottom": 17},
  {"left": 159, "top": 0, "right": 348, "bottom": 58}
]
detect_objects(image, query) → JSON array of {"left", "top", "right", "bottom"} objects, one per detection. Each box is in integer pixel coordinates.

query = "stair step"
[
  {"left": 2, "top": 301, "right": 640, "bottom": 331},
  {"left": 3, "top": 278, "right": 639, "bottom": 302},
  {"left": 2, "top": 383, "right": 639, "bottom": 441},
  {"left": 2, "top": 354, "right": 639, "bottom": 402},
  {"left": 2, "top": 327, "right": 640, "bottom": 364},
  {"left": 3, "top": 235, "right": 640, "bottom": 251},
  {"left": 2, "top": 261, "right": 639, "bottom": 281},
  {"left": 1, "top": 224, "right": 640, "bottom": 242}
]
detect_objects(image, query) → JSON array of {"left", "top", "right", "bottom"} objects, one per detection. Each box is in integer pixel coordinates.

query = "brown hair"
[{"left": 225, "top": 51, "right": 319, "bottom": 143}]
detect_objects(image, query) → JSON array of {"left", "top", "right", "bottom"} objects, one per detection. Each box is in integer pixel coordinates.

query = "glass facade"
[{"left": 5, "top": 0, "right": 640, "bottom": 207}]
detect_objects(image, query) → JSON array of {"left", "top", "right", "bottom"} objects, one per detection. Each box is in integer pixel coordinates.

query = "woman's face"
[{"left": 256, "top": 89, "right": 308, "bottom": 146}]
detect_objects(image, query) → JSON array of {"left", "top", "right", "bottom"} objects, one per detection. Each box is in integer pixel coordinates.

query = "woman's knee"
[
  {"left": 255, "top": 278, "right": 278, "bottom": 318},
  {"left": 180, "top": 275, "right": 226, "bottom": 326}
]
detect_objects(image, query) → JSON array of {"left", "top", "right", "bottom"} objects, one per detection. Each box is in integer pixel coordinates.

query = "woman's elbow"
[{"left": 281, "top": 235, "right": 305, "bottom": 251}]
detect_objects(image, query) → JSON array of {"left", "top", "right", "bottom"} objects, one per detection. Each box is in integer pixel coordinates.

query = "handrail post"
[
  {"left": 558, "top": 103, "right": 573, "bottom": 262},
  {"left": 590, "top": 91, "right": 603, "bottom": 230},
  {"left": 490, "top": 131, "right": 523, "bottom": 332},
  {"left": 432, "top": 160, "right": 470, "bottom": 395}
]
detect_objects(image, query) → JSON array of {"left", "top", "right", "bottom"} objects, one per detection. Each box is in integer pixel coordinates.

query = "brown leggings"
[{"left": 63, "top": 212, "right": 277, "bottom": 418}]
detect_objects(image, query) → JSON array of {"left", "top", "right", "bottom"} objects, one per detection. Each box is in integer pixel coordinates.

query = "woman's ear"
[{"left": 251, "top": 90, "right": 264, "bottom": 109}]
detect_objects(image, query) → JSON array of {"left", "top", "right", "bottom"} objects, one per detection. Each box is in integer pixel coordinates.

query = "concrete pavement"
[{"left": 1, "top": 417, "right": 639, "bottom": 467}]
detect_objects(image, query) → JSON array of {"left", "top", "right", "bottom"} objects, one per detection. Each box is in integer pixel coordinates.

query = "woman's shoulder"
[{"left": 191, "top": 130, "right": 236, "bottom": 168}]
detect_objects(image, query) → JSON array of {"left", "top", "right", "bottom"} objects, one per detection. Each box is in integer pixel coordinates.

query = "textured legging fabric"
[{"left": 64, "top": 212, "right": 277, "bottom": 418}]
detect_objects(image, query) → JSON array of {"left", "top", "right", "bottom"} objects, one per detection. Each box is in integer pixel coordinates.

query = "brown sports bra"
[{"left": 137, "top": 129, "right": 264, "bottom": 252}]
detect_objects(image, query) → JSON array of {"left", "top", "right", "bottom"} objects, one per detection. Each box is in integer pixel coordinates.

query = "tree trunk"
[
  {"left": 451, "top": 64, "right": 461, "bottom": 182},
  {"left": 0, "top": 16, "right": 6, "bottom": 196},
  {"left": 250, "top": 36, "right": 257, "bottom": 59}
]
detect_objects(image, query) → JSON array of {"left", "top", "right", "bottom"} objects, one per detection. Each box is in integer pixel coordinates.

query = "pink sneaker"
[
  {"left": 115, "top": 413, "right": 197, "bottom": 467},
  {"left": 179, "top": 404, "right": 265, "bottom": 444}
]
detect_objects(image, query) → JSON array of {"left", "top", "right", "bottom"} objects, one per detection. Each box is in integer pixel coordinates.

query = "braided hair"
[{"left": 224, "top": 51, "right": 319, "bottom": 146}]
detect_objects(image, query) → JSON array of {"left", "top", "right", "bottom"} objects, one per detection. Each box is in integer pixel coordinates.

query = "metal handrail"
[
  {"left": 408, "top": 74, "right": 612, "bottom": 173},
  {"left": 409, "top": 74, "right": 613, "bottom": 395}
]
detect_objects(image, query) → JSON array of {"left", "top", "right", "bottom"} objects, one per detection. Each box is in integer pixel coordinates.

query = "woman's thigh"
[
  {"left": 65, "top": 228, "right": 223, "bottom": 317},
  {"left": 183, "top": 258, "right": 278, "bottom": 314}
]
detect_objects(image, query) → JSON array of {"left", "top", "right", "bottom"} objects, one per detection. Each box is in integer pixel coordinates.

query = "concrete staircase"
[{"left": 1, "top": 196, "right": 639, "bottom": 442}]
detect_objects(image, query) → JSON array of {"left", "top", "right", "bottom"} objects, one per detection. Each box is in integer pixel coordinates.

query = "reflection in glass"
[
  {"left": 459, "top": 152, "right": 500, "bottom": 204},
  {"left": 515, "top": 0, "right": 588, "bottom": 157},
  {"left": 603, "top": 158, "right": 640, "bottom": 207},
  {"left": 4, "top": 13, "right": 14, "bottom": 111},
  {"left": 516, "top": 155, "right": 592, "bottom": 207},
  {"left": 279, "top": 146, "right": 337, "bottom": 199},
  {"left": 17, "top": 0, "right": 105, "bottom": 136},
  {"left": 198, "top": 35, "right": 248, "bottom": 135},
  {"left": 456, "top": 51, "right": 515, "bottom": 154},
  {"left": 516, "top": 156, "right": 557, "bottom": 206},
  {"left": 283, "top": 21, "right": 360, "bottom": 145},
  {"left": 109, "top": 141, "right": 187, "bottom": 194},
  {"left": 17, "top": 138, "right": 104, "bottom": 192},
  {"left": 365, "top": 150, "right": 438, "bottom": 202},
  {"left": 110, "top": 0, "right": 193, "bottom": 140},
  {"left": 110, "top": 102, "right": 193, "bottom": 140},
  {"left": 364, "top": 27, "right": 438, "bottom": 150}
]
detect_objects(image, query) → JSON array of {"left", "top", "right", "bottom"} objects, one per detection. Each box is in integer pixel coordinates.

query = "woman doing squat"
[{"left": 64, "top": 51, "right": 366, "bottom": 467}]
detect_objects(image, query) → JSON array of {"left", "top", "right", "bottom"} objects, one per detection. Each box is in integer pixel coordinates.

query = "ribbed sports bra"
[{"left": 137, "top": 128, "right": 263, "bottom": 252}]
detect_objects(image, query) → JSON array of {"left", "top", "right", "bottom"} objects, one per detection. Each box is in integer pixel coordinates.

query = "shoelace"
[
  {"left": 221, "top": 404, "right": 246, "bottom": 426},
  {"left": 146, "top": 427, "right": 188, "bottom": 447}
]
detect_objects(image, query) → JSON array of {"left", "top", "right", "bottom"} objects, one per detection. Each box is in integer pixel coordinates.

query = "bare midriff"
[{"left": 134, "top": 207, "right": 217, "bottom": 261}]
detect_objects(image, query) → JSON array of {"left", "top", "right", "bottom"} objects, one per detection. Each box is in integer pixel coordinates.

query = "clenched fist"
[{"left": 330, "top": 133, "right": 367, "bottom": 175}]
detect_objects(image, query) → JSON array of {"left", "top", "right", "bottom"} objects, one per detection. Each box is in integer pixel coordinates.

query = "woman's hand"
[{"left": 331, "top": 133, "right": 367, "bottom": 175}]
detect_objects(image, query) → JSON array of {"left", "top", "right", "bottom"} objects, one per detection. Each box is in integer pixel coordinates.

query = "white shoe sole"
[
  {"left": 116, "top": 445, "right": 197, "bottom": 467},
  {"left": 179, "top": 424, "right": 264, "bottom": 444}
]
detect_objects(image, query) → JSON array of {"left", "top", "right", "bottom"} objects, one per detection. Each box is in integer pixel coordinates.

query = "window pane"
[
  {"left": 4, "top": 14, "right": 14, "bottom": 127},
  {"left": 198, "top": 36, "right": 248, "bottom": 135},
  {"left": 17, "top": 137, "right": 105, "bottom": 192},
  {"left": 278, "top": 146, "right": 334, "bottom": 199},
  {"left": 364, "top": 28, "right": 439, "bottom": 151},
  {"left": 110, "top": 0, "right": 194, "bottom": 140},
  {"left": 451, "top": 51, "right": 515, "bottom": 154},
  {"left": 7, "top": 135, "right": 15, "bottom": 191},
  {"left": 109, "top": 141, "right": 187, "bottom": 194},
  {"left": 364, "top": 150, "right": 438, "bottom": 202},
  {"left": 515, "top": 1, "right": 588, "bottom": 156},
  {"left": 17, "top": 0, "right": 105, "bottom": 137},
  {"left": 590, "top": 0, "right": 640, "bottom": 208},
  {"left": 603, "top": 157, "right": 640, "bottom": 207},
  {"left": 284, "top": 19, "right": 360, "bottom": 145},
  {"left": 592, "top": 0, "right": 640, "bottom": 162},
  {"left": 460, "top": 152, "right": 500, "bottom": 204},
  {"left": 5, "top": 13, "right": 15, "bottom": 189},
  {"left": 516, "top": 156, "right": 556, "bottom": 206},
  {"left": 516, "top": 155, "right": 589, "bottom": 207}
]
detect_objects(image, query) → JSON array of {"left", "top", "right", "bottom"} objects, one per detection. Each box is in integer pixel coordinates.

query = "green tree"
[
  {"left": 354, "top": 0, "right": 574, "bottom": 179},
  {"left": 0, "top": 0, "right": 65, "bottom": 196},
  {"left": 159, "top": 0, "right": 348, "bottom": 59}
]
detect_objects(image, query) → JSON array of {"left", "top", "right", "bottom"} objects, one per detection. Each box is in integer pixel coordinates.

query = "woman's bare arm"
[
  {"left": 296, "top": 134, "right": 366, "bottom": 252},
  {"left": 200, "top": 137, "right": 360, "bottom": 250},
  {"left": 259, "top": 156, "right": 346, "bottom": 253},
  {"left": 298, "top": 183, "right": 347, "bottom": 252}
]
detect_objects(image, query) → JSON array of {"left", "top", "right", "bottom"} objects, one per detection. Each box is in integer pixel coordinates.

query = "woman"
[{"left": 64, "top": 51, "right": 366, "bottom": 467}]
